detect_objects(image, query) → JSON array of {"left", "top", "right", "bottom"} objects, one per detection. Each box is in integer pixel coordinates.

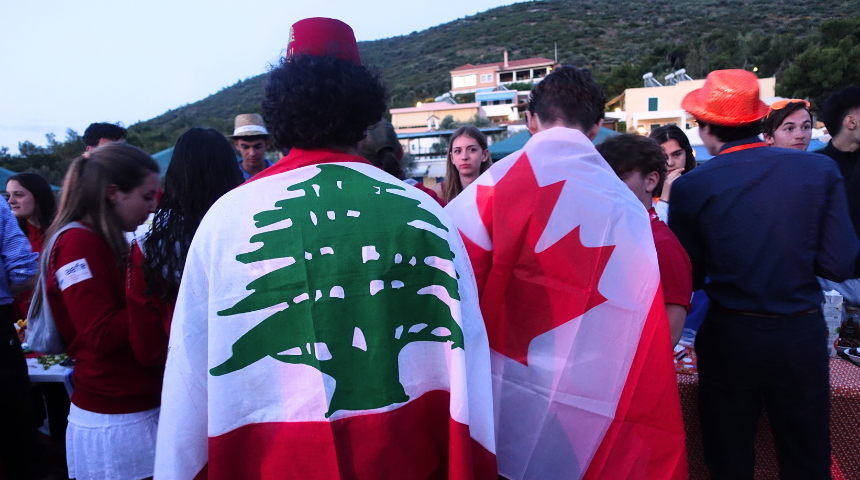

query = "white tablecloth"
[{"left": 26, "top": 357, "right": 73, "bottom": 396}]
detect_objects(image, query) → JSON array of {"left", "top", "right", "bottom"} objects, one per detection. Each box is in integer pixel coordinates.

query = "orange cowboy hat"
[{"left": 682, "top": 69, "right": 770, "bottom": 126}]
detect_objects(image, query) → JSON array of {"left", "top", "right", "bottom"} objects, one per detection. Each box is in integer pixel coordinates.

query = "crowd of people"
[{"left": 2, "top": 15, "right": 860, "bottom": 480}]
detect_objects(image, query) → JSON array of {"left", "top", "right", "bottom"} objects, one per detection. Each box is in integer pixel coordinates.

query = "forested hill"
[{"left": 127, "top": 0, "right": 860, "bottom": 153}]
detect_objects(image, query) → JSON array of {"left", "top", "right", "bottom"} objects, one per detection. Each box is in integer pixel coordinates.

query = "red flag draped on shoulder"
[
  {"left": 446, "top": 127, "right": 687, "bottom": 480},
  {"left": 155, "top": 150, "right": 496, "bottom": 479}
]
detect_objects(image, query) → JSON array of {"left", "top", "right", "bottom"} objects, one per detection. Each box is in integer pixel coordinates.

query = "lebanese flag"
[
  {"left": 446, "top": 127, "right": 687, "bottom": 480},
  {"left": 155, "top": 152, "right": 496, "bottom": 479}
]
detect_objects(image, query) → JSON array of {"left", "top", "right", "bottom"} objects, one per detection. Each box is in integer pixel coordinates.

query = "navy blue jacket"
[{"left": 669, "top": 138, "right": 859, "bottom": 314}]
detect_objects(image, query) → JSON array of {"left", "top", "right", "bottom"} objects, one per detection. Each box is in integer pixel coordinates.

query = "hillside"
[{"left": 128, "top": 0, "right": 860, "bottom": 153}]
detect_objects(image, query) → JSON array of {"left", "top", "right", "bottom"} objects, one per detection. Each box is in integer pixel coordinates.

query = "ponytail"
[{"left": 46, "top": 143, "right": 159, "bottom": 266}]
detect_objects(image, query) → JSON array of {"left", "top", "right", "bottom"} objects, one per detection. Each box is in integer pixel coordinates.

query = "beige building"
[
  {"left": 450, "top": 52, "right": 555, "bottom": 94},
  {"left": 607, "top": 77, "right": 776, "bottom": 134},
  {"left": 390, "top": 102, "right": 485, "bottom": 134}
]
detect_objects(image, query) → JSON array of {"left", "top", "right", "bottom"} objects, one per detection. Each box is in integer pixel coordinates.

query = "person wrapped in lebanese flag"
[
  {"left": 154, "top": 18, "right": 496, "bottom": 480},
  {"left": 445, "top": 65, "right": 687, "bottom": 480}
]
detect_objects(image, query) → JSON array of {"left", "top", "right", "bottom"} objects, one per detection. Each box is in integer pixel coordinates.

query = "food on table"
[{"left": 36, "top": 354, "right": 68, "bottom": 370}]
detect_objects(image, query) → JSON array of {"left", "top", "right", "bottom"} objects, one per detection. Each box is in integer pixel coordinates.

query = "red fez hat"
[
  {"left": 682, "top": 69, "right": 769, "bottom": 126},
  {"left": 286, "top": 17, "right": 361, "bottom": 66}
]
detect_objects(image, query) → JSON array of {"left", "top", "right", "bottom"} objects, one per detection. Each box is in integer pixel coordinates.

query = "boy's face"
[
  {"left": 618, "top": 169, "right": 660, "bottom": 210},
  {"left": 235, "top": 138, "right": 270, "bottom": 169}
]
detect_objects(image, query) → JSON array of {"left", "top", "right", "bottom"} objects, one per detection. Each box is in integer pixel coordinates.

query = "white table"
[
  {"left": 26, "top": 358, "right": 73, "bottom": 396},
  {"left": 26, "top": 358, "right": 70, "bottom": 382}
]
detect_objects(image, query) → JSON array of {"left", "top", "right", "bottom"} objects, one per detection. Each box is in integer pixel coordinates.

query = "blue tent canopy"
[
  {"left": 488, "top": 127, "right": 620, "bottom": 162},
  {"left": 151, "top": 147, "right": 174, "bottom": 178}
]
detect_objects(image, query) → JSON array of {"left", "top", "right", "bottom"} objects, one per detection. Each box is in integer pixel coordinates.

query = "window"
[
  {"left": 452, "top": 74, "right": 477, "bottom": 89},
  {"left": 516, "top": 70, "right": 531, "bottom": 81},
  {"left": 480, "top": 74, "right": 493, "bottom": 83},
  {"left": 648, "top": 97, "right": 659, "bottom": 112},
  {"left": 649, "top": 123, "right": 661, "bottom": 131},
  {"left": 493, "top": 100, "right": 501, "bottom": 105},
  {"left": 505, "top": 99, "right": 513, "bottom": 104},
  {"left": 499, "top": 72, "right": 514, "bottom": 83}
]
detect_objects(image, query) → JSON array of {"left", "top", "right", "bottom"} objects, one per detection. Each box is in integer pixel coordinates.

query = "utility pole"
[{"left": 554, "top": 43, "right": 558, "bottom": 63}]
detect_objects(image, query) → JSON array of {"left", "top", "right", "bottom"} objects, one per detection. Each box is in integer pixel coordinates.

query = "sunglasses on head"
[{"left": 767, "top": 99, "right": 810, "bottom": 117}]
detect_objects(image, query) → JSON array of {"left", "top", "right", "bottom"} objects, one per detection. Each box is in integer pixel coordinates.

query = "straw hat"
[
  {"left": 681, "top": 69, "right": 769, "bottom": 126},
  {"left": 286, "top": 18, "right": 361, "bottom": 66},
  {"left": 229, "top": 114, "right": 269, "bottom": 138}
]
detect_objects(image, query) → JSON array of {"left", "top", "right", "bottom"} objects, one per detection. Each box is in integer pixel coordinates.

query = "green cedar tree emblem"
[{"left": 210, "top": 165, "right": 464, "bottom": 417}]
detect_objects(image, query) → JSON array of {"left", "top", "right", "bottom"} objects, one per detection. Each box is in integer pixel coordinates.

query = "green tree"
[
  {"left": 506, "top": 82, "right": 534, "bottom": 91},
  {"left": 210, "top": 165, "right": 464, "bottom": 417},
  {"left": 0, "top": 130, "right": 83, "bottom": 186},
  {"left": 439, "top": 114, "right": 491, "bottom": 130},
  {"left": 820, "top": 17, "right": 860, "bottom": 47},
  {"left": 684, "top": 43, "right": 707, "bottom": 79},
  {"left": 467, "top": 115, "right": 491, "bottom": 128},
  {"left": 778, "top": 38, "right": 860, "bottom": 111},
  {"left": 48, "top": 129, "right": 85, "bottom": 161},
  {"left": 597, "top": 63, "right": 643, "bottom": 101},
  {"left": 440, "top": 115, "right": 459, "bottom": 130}
]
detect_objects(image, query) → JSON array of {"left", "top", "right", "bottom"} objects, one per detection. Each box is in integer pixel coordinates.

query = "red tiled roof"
[{"left": 450, "top": 57, "right": 554, "bottom": 73}]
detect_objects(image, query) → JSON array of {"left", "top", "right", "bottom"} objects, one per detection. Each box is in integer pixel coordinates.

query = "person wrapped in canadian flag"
[
  {"left": 154, "top": 17, "right": 497, "bottom": 480},
  {"left": 445, "top": 65, "right": 688, "bottom": 480}
]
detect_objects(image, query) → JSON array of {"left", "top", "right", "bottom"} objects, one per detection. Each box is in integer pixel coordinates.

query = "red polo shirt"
[{"left": 649, "top": 207, "right": 693, "bottom": 311}]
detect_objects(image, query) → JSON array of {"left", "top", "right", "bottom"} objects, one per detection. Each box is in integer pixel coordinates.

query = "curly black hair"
[
  {"left": 82, "top": 122, "right": 127, "bottom": 147},
  {"left": 528, "top": 65, "right": 606, "bottom": 131},
  {"left": 262, "top": 55, "right": 387, "bottom": 150}
]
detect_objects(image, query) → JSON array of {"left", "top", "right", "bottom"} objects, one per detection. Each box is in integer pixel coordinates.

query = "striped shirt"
[{"left": 0, "top": 197, "right": 38, "bottom": 305}]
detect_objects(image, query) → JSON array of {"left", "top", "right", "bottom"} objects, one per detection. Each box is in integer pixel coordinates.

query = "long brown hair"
[
  {"left": 47, "top": 142, "right": 159, "bottom": 266},
  {"left": 442, "top": 125, "right": 491, "bottom": 202}
]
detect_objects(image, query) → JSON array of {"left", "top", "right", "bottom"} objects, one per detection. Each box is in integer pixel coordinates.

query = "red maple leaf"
[{"left": 467, "top": 152, "right": 615, "bottom": 365}]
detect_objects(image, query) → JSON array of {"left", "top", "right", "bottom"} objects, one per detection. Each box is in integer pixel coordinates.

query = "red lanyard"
[{"left": 719, "top": 142, "right": 767, "bottom": 155}]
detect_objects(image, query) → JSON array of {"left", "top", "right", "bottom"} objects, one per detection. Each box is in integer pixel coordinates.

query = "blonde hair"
[
  {"left": 47, "top": 142, "right": 159, "bottom": 266},
  {"left": 442, "top": 125, "right": 491, "bottom": 203}
]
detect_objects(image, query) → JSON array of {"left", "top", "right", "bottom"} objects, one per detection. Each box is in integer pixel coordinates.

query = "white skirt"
[{"left": 66, "top": 404, "right": 159, "bottom": 480}]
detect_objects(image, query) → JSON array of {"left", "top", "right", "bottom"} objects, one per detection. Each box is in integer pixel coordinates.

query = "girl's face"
[
  {"left": 765, "top": 109, "right": 812, "bottom": 151},
  {"left": 110, "top": 172, "right": 159, "bottom": 232},
  {"left": 660, "top": 139, "right": 686, "bottom": 173},
  {"left": 6, "top": 180, "right": 37, "bottom": 225},
  {"left": 451, "top": 135, "right": 488, "bottom": 179}
]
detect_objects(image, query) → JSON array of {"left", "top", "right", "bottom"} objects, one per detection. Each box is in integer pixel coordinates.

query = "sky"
[{"left": 0, "top": 0, "right": 520, "bottom": 153}]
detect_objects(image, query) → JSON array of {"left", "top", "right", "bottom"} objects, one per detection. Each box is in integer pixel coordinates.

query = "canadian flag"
[
  {"left": 154, "top": 156, "right": 496, "bottom": 479},
  {"left": 446, "top": 127, "right": 687, "bottom": 480}
]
